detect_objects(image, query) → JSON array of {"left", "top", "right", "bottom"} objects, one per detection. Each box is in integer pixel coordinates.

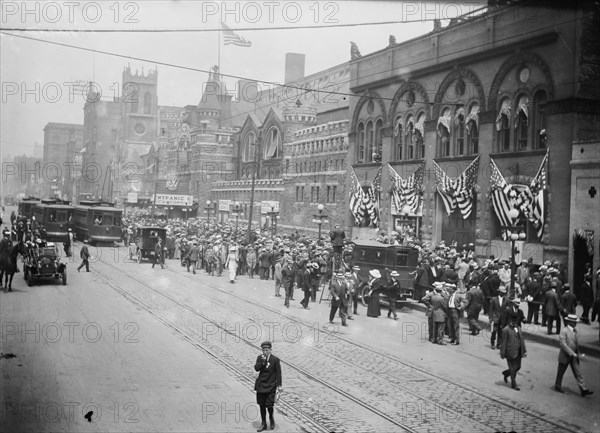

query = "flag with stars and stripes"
[
  {"left": 222, "top": 23, "right": 252, "bottom": 47},
  {"left": 389, "top": 162, "right": 424, "bottom": 215},
  {"left": 434, "top": 156, "right": 480, "bottom": 219},
  {"left": 349, "top": 167, "right": 366, "bottom": 226},
  {"left": 489, "top": 151, "right": 548, "bottom": 240},
  {"left": 366, "top": 167, "right": 382, "bottom": 227}
]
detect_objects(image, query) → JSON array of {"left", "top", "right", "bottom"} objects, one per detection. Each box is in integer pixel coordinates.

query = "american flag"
[
  {"left": 349, "top": 167, "right": 366, "bottom": 225},
  {"left": 389, "top": 162, "right": 424, "bottom": 215},
  {"left": 490, "top": 158, "right": 519, "bottom": 240},
  {"left": 434, "top": 156, "right": 479, "bottom": 219},
  {"left": 222, "top": 23, "right": 252, "bottom": 47},
  {"left": 529, "top": 150, "right": 548, "bottom": 238},
  {"left": 367, "top": 167, "right": 382, "bottom": 227}
]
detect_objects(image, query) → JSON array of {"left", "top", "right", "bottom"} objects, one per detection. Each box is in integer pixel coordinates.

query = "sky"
[{"left": 0, "top": 1, "right": 486, "bottom": 158}]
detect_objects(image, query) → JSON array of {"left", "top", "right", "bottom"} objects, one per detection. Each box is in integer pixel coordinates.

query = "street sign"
[{"left": 154, "top": 194, "right": 193, "bottom": 206}]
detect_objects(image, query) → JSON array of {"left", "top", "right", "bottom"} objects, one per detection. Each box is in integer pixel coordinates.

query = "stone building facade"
[
  {"left": 348, "top": 1, "right": 600, "bottom": 287},
  {"left": 42, "top": 123, "right": 83, "bottom": 200}
]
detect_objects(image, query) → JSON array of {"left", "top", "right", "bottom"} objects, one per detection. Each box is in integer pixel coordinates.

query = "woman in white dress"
[{"left": 225, "top": 244, "right": 238, "bottom": 283}]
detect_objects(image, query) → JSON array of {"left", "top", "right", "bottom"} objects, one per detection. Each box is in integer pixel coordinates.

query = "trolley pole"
[{"left": 151, "top": 158, "right": 159, "bottom": 220}]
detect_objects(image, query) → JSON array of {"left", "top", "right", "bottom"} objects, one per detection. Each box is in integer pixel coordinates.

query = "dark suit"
[
  {"left": 430, "top": 291, "right": 448, "bottom": 343},
  {"left": 545, "top": 290, "right": 564, "bottom": 334},
  {"left": 329, "top": 276, "right": 348, "bottom": 325},
  {"left": 281, "top": 264, "right": 295, "bottom": 308},
  {"left": 465, "top": 286, "right": 484, "bottom": 334},
  {"left": 489, "top": 295, "right": 507, "bottom": 347},
  {"left": 446, "top": 291, "right": 466, "bottom": 343},
  {"left": 254, "top": 354, "right": 282, "bottom": 407},
  {"left": 500, "top": 324, "right": 526, "bottom": 388}
]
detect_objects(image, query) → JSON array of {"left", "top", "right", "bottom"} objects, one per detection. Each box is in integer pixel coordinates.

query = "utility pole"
[
  {"left": 151, "top": 156, "right": 159, "bottom": 219},
  {"left": 246, "top": 140, "right": 261, "bottom": 243}
]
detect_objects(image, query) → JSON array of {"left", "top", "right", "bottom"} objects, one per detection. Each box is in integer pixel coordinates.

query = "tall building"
[
  {"left": 347, "top": 1, "right": 599, "bottom": 288},
  {"left": 42, "top": 123, "right": 83, "bottom": 200}
]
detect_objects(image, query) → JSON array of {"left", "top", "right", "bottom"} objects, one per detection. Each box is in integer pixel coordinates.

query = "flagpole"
[{"left": 218, "top": 23, "right": 221, "bottom": 77}]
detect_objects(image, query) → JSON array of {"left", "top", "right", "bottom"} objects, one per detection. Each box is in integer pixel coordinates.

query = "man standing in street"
[
  {"left": 329, "top": 270, "right": 348, "bottom": 326},
  {"left": 152, "top": 237, "right": 164, "bottom": 269},
  {"left": 187, "top": 241, "right": 200, "bottom": 274},
  {"left": 500, "top": 314, "right": 527, "bottom": 391},
  {"left": 489, "top": 286, "right": 508, "bottom": 349},
  {"left": 430, "top": 284, "right": 448, "bottom": 344},
  {"left": 554, "top": 314, "right": 594, "bottom": 397},
  {"left": 386, "top": 271, "right": 401, "bottom": 320},
  {"left": 77, "top": 240, "right": 90, "bottom": 272},
  {"left": 254, "top": 341, "right": 282, "bottom": 432},
  {"left": 465, "top": 283, "right": 484, "bottom": 335},
  {"left": 281, "top": 258, "right": 295, "bottom": 308},
  {"left": 446, "top": 283, "right": 466, "bottom": 345}
]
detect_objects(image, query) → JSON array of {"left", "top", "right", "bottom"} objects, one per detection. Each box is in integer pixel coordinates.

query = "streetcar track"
[
  {"left": 158, "top": 263, "right": 585, "bottom": 433},
  {"left": 94, "top": 259, "right": 418, "bottom": 433},
  {"left": 96, "top": 255, "right": 584, "bottom": 433}
]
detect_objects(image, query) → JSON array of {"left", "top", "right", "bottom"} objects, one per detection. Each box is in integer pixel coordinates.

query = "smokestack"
[{"left": 284, "top": 53, "right": 305, "bottom": 84}]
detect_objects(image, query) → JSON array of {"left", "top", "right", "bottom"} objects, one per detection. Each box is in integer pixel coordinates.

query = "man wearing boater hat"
[
  {"left": 254, "top": 341, "right": 282, "bottom": 431},
  {"left": 554, "top": 314, "right": 594, "bottom": 397}
]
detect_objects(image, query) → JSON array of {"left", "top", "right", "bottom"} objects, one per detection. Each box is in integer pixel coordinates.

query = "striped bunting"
[
  {"left": 434, "top": 156, "right": 480, "bottom": 219},
  {"left": 366, "top": 167, "right": 382, "bottom": 227},
  {"left": 489, "top": 150, "right": 548, "bottom": 240},
  {"left": 388, "top": 162, "right": 424, "bottom": 215},
  {"left": 349, "top": 167, "right": 366, "bottom": 225}
]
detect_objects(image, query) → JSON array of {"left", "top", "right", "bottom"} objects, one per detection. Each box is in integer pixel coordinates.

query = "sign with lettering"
[
  {"left": 154, "top": 194, "right": 193, "bottom": 206},
  {"left": 127, "top": 192, "right": 138, "bottom": 203},
  {"left": 219, "top": 200, "right": 232, "bottom": 211},
  {"left": 260, "top": 201, "right": 279, "bottom": 214}
]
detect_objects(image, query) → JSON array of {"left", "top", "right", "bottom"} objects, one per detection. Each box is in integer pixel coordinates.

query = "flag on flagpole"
[
  {"left": 349, "top": 168, "right": 366, "bottom": 226},
  {"left": 366, "top": 167, "right": 382, "bottom": 227},
  {"left": 221, "top": 23, "right": 252, "bottom": 47},
  {"left": 389, "top": 162, "right": 424, "bottom": 215}
]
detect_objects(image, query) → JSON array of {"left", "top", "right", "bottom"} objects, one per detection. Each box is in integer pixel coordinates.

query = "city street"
[{"left": 2, "top": 243, "right": 599, "bottom": 433}]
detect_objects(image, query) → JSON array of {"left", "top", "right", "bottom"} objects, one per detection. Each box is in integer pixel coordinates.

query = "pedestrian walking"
[
  {"left": 554, "top": 314, "right": 594, "bottom": 397},
  {"left": 430, "top": 283, "right": 448, "bottom": 344},
  {"left": 273, "top": 258, "right": 282, "bottom": 297},
  {"left": 254, "top": 341, "right": 282, "bottom": 432},
  {"left": 187, "top": 241, "right": 200, "bottom": 274},
  {"left": 298, "top": 261, "right": 311, "bottom": 309},
  {"left": 225, "top": 245, "right": 238, "bottom": 283},
  {"left": 386, "top": 271, "right": 401, "bottom": 320},
  {"left": 465, "top": 283, "right": 484, "bottom": 335},
  {"left": 246, "top": 246, "right": 257, "bottom": 278},
  {"left": 545, "top": 282, "right": 565, "bottom": 334},
  {"left": 329, "top": 270, "right": 348, "bottom": 326},
  {"left": 489, "top": 286, "right": 508, "bottom": 349},
  {"left": 152, "top": 238, "right": 164, "bottom": 269},
  {"left": 366, "top": 269, "right": 384, "bottom": 318},
  {"left": 446, "top": 283, "right": 466, "bottom": 345},
  {"left": 77, "top": 240, "right": 90, "bottom": 272},
  {"left": 281, "top": 258, "right": 295, "bottom": 307},
  {"left": 500, "top": 314, "right": 527, "bottom": 391}
]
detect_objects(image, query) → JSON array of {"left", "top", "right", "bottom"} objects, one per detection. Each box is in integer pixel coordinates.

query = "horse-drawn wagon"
[{"left": 23, "top": 243, "right": 67, "bottom": 286}]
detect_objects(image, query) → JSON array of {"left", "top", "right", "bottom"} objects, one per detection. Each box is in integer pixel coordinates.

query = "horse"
[{"left": 0, "top": 240, "right": 27, "bottom": 292}]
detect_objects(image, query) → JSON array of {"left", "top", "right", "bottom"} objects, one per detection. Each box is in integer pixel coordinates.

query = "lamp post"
[
  {"left": 266, "top": 206, "right": 280, "bottom": 236},
  {"left": 312, "top": 204, "right": 329, "bottom": 240},
  {"left": 204, "top": 200, "right": 213, "bottom": 225},
  {"left": 231, "top": 201, "right": 243, "bottom": 240},
  {"left": 502, "top": 208, "right": 527, "bottom": 298}
]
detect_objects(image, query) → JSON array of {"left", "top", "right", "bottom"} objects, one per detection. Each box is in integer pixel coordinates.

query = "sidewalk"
[{"left": 402, "top": 300, "right": 600, "bottom": 358}]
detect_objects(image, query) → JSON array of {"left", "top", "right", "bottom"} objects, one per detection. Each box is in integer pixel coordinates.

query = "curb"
[{"left": 400, "top": 301, "right": 600, "bottom": 359}]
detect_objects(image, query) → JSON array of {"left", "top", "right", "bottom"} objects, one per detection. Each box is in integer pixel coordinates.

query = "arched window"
[
  {"left": 466, "top": 104, "right": 480, "bottom": 155},
  {"left": 143, "top": 92, "right": 152, "bottom": 114},
  {"left": 415, "top": 113, "right": 426, "bottom": 159},
  {"left": 264, "top": 127, "right": 282, "bottom": 159},
  {"left": 357, "top": 123, "right": 365, "bottom": 163},
  {"left": 366, "top": 121, "right": 374, "bottom": 162},
  {"left": 374, "top": 119, "right": 383, "bottom": 162},
  {"left": 437, "top": 108, "right": 451, "bottom": 157},
  {"left": 454, "top": 106, "right": 465, "bottom": 156},
  {"left": 496, "top": 98, "right": 511, "bottom": 152},
  {"left": 515, "top": 95, "right": 529, "bottom": 150},
  {"left": 405, "top": 116, "right": 414, "bottom": 160},
  {"left": 533, "top": 91, "right": 547, "bottom": 149},
  {"left": 393, "top": 117, "right": 403, "bottom": 161},
  {"left": 243, "top": 132, "right": 256, "bottom": 162}
]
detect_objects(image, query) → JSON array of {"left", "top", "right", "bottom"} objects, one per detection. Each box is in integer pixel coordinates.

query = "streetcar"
[
  {"left": 351, "top": 239, "right": 419, "bottom": 305},
  {"left": 17, "top": 196, "right": 41, "bottom": 219},
  {"left": 72, "top": 200, "right": 123, "bottom": 244},
  {"left": 33, "top": 199, "right": 74, "bottom": 242}
]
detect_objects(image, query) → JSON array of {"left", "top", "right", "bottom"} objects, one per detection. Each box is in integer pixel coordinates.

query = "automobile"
[
  {"left": 350, "top": 239, "right": 419, "bottom": 307},
  {"left": 131, "top": 226, "right": 167, "bottom": 264},
  {"left": 23, "top": 242, "right": 67, "bottom": 286}
]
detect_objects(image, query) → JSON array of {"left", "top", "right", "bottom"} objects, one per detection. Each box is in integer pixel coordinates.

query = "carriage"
[
  {"left": 129, "top": 226, "right": 167, "bottom": 264},
  {"left": 23, "top": 243, "right": 67, "bottom": 286}
]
